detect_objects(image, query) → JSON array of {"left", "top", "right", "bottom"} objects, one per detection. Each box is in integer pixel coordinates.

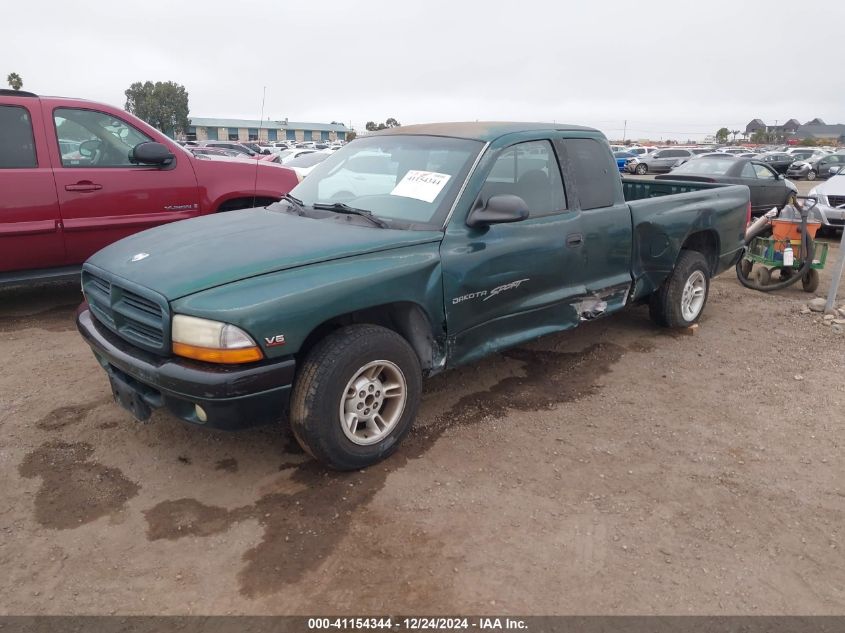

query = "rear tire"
[
  {"left": 290, "top": 324, "right": 422, "bottom": 470},
  {"left": 649, "top": 250, "right": 711, "bottom": 328},
  {"left": 754, "top": 266, "right": 771, "bottom": 286}
]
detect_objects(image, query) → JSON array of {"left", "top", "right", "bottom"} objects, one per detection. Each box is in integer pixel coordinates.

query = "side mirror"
[
  {"left": 129, "top": 141, "right": 174, "bottom": 166},
  {"left": 778, "top": 174, "right": 785, "bottom": 180},
  {"left": 466, "top": 194, "right": 529, "bottom": 228}
]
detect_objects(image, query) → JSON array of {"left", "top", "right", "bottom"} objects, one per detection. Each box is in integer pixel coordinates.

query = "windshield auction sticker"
[{"left": 390, "top": 170, "right": 451, "bottom": 203}]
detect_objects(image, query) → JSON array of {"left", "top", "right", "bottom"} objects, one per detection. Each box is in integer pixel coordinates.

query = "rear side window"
[
  {"left": 562, "top": 138, "right": 616, "bottom": 210},
  {"left": 741, "top": 163, "right": 757, "bottom": 178},
  {"left": 0, "top": 105, "right": 37, "bottom": 168}
]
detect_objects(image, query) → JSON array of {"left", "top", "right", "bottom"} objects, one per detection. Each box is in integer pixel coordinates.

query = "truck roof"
[{"left": 371, "top": 121, "right": 600, "bottom": 142}]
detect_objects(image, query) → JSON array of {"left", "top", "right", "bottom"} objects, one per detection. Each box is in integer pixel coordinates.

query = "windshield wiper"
[
  {"left": 280, "top": 193, "right": 306, "bottom": 216},
  {"left": 312, "top": 202, "right": 389, "bottom": 228}
]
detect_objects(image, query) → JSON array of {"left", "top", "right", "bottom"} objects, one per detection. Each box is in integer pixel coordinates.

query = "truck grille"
[
  {"left": 82, "top": 270, "right": 170, "bottom": 354},
  {"left": 827, "top": 195, "right": 845, "bottom": 208}
]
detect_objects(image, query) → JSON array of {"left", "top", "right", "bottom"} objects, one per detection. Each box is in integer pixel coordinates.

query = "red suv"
[{"left": 0, "top": 90, "right": 298, "bottom": 284}]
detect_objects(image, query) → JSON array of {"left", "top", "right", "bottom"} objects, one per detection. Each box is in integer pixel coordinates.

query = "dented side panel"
[{"left": 625, "top": 180, "right": 749, "bottom": 300}]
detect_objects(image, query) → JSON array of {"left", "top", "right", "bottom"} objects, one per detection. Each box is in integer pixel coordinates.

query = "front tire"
[
  {"left": 290, "top": 325, "right": 422, "bottom": 470},
  {"left": 806, "top": 170, "right": 817, "bottom": 181},
  {"left": 635, "top": 163, "right": 648, "bottom": 175},
  {"left": 649, "top": 250, "right": 711, "bottom": 328}
]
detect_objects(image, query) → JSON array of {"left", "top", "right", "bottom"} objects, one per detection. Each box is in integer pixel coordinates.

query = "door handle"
[
  {"left": 65, "top": 181, "right": 103, "bottom": 192},
  {"left": 566, "top": 233, "right": 584, "bottom": 247}
]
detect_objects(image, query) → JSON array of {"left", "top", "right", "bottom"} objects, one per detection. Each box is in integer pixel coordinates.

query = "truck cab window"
[
  {"left": 0, "top": 105, "right": 37, "bottom": 168},
  {"left": 53, "top": 108, "right": 151, "bottom": 167},
  {"left": 479, "top": 140, "right": 566, "bottom": 216},
  {"left": 562, "top": 138, "right": 617, "bottom": 210}
]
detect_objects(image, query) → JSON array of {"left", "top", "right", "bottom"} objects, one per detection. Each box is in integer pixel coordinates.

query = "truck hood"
[{"left": 86, "top": 208, "right": 443, "bottom": 300}]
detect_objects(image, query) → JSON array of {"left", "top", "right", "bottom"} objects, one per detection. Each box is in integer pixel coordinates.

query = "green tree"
[
  {"left": 716, "top": 127, "right": 730, "bottom": 144},
  {"left": 346, "top": 130, "right": 357, "bottom": 142},
  {"left": 6, "top": 72, "right": 23, "bottom": 90},
  {"left": 124, "top": 81, "right": 190, "bottom": 137},
  {"left": 750, "top": 130, "right": 769, "bottom": 144},
  {"left": 799, "top": 137, "right": 819, "bottom": 147},
  {"left": 731, "top": 130, "right": 740, "bottom": 142},
  {"left": 365, "top": 118, "right": 401, "bottom": 132}
]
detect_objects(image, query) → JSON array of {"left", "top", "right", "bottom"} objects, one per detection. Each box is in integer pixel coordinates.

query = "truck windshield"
[{"left": 289, "top": 135, "right": 484, "bottom": 228}]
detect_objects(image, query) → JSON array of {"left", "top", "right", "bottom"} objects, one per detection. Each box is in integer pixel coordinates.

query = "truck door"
[
  {"left": 43, "top": 102, "right": 200, "bottom": 264},
  {"left": 0, "top": 99, "right": 65, "bottom": 274},
  {"left": 441, "top": 138, "right": 586, "bottom": 366},
  {"left": 557, "top": 137, "right": 634, "bottom": 311}
]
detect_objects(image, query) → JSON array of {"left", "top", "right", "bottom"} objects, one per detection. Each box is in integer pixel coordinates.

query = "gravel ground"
[{"left": 1, "top": 193, "right": 843, "bottom": 615}]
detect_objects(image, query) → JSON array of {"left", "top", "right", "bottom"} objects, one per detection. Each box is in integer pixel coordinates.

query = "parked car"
[
  {"left": 188, "top": 146, "right": 248, "bottom": 159},
  {"left": 0, "top": 90, "right": 298, "bottom": 284},
  {"left": 808, "top": 168, "right": 845, "bottom": 233},
  {"left": 75, "top": 121, "right": 749, "bottom": 470},
  {"left": 627, "top": 148, "right": 695, "bottom": 174},
  {"left": 197, "top": 141, "right": 259, "bottom": 157},
  {"left": 786, "top": 147, "right": 827, "bottom": 156},
  {"left": 756, "top": 152, "right": 796, "bottom": 174},
  {"left": 279, "top": 148, "right": 318, "bottom": 164},
  {"left": 613, "top": 150, "right": 637, "bottom": 172},
  {"left": 284, "top": 149, "right": 333, "bottom": 179},
  {"left": 658, "top": 157, "right": 796, "bottom": 216},
  {"left": 786, "top": 152, "right": 845, "bottom": 181},
  {"left": 626, "top": 146, "right": 658, "bottom": 156}
]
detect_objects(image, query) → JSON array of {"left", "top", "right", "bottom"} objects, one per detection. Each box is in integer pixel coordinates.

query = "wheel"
[
  {"left": 649, "top": 250, "right": 710, "bottom": 328},
  {"left": 806, "top": 170, "right": 817, "bottom": 181},
  {"left": 802, "top": 268, "right": 820, "bottom": 293},
  {"left": 635, "top": 163, "right": 648, "bottom": 175},
  {"left": 754, "top": 266, "right": 771, "bottom": 286},
  {"left": 289, "top": 324, "right": 422, "bottom": 470},
  {"left": 739, "top": 258, "right": 753, "bottom": 279}
]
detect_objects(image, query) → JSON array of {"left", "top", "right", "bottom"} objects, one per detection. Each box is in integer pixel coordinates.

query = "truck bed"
[
  {"left": 620, "top": 177, "right": 749, "bottom": 301},
  {"left": 621, "top": 177, "right": 728, "bottom": 201}
]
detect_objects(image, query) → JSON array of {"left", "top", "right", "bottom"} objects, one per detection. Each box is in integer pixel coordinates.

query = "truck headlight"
[
  {"left": 808, "top": 188, "right": 827, "bottom": 205},
  {"left": 171, "top": 315, "right": 263, "bottom": 364}
]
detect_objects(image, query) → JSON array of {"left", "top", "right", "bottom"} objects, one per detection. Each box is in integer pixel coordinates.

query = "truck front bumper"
[{"left": 76, "top": 305, "right": 295, "bottom": 430}]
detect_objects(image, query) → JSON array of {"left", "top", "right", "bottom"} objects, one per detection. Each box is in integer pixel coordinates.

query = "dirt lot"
[{"left": 1, "top": 192, "right": 844, "bottom": 615}]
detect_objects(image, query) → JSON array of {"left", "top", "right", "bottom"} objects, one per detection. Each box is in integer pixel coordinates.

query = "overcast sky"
[{"left": 5, "top": 0, "right": 844, "bottom": 141}]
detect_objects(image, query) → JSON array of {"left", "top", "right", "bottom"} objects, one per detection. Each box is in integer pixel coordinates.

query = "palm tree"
[
  {"left": 6, "top": 73, "right": 23, "bottom": 90},
  {"left": 731, "top": 130, "right": 740, "bottom": 143}
]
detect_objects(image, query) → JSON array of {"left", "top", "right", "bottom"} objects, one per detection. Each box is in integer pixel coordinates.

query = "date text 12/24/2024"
[{"left": 307, "top": 617, "right": 528, "bottom": 630}]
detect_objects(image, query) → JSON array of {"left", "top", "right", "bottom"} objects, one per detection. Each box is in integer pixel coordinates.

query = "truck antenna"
[{"left": 253, "top": 86, "right": 267, "bottom": 208}]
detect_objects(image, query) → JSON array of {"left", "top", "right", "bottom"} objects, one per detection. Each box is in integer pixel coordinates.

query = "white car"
[
  {"left": 278, "top": 148, "right": 317, "bottom": 164},
  {"left": 316, "top": 151, "right": 398, "bottom": 200},
  {"left": 626, "top": 146, "right": 658, "bottom": 156},
  {"left": 285, "top": 149, "right": 334, "bottom": 179},
  {"left": 809, "top": 170, "right": 845, "bottom": 232}
]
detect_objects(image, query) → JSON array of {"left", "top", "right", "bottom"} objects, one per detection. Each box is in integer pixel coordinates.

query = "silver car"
[
  {"left": 627, "top": 148, "right": 694, "bottom": 175},
  {"left": 809, "top": 169, "right": 845, "bottom": 232}
]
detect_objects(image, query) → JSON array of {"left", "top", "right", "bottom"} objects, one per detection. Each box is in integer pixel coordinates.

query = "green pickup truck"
[{"left": 77, "top": 122, "right": 750, "bottom": 469}]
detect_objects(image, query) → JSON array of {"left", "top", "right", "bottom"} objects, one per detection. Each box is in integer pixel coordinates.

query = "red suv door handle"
[{"left": 65, "top": 181, "right": 103, "bottom": 192}]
